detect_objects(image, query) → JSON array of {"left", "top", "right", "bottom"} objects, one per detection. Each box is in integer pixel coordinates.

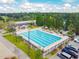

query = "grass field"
[{"left": 4, "top": 34, "right": 39, "bottom": 59}]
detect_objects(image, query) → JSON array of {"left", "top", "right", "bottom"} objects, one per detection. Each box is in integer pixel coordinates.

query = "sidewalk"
[{"left": 0, "top": 34, "right": 30, "bottom": 59}]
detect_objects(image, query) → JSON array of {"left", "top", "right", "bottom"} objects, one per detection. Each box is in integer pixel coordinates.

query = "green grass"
[
  {"left": 4, "top": 34, "right": 37, "bottom": 59},
  {"left": 4, "top": 34, "right": 48, "bottom": 59}
]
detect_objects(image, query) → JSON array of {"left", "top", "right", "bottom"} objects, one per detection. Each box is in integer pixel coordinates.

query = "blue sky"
[
  {"left": 29, "top": 0, "right": 64, "bottom": 4},
  {"left": 0, "top": 0, "right": 79, "bottom": 13}
]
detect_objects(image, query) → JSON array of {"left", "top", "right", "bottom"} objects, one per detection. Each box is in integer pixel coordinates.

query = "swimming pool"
[{"left": 20, "top": 30, "right": 61, "bottom": 48}]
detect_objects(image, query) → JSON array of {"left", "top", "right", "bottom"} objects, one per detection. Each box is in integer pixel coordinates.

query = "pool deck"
[{"left": 16, "top": 28, "right": 69, "bottom": 52}]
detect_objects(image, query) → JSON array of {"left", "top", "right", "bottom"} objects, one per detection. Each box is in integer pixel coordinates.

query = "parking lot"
[{"left": 49, "top": 41, "right": 79, "bottom": 59}]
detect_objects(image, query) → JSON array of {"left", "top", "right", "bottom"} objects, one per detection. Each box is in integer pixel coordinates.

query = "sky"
[{"left": 0, "top": 0, "right": 79, "bottom": 13}]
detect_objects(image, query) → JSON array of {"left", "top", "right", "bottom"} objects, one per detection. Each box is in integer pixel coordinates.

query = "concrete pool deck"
[{"left": 16, "top": 28, "right": 69, "bottom": 56}]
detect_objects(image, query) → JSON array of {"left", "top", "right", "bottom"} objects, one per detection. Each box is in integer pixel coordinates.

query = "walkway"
[
  {"left": 0, "top": 34, "right": 30, "bottom": 59},
  {"left": 0, "top": 42, "right": 16, "bottom": 59}
]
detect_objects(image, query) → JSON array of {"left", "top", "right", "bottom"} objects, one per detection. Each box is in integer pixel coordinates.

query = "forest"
[{"left": 0, "top": 13, "right": 79, "bottom": 35}]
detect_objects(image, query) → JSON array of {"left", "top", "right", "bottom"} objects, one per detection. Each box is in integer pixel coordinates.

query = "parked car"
[
  {"left": 57, "top": 53, "right": 67, "bottom": 59},
  {"left": 74, "top": 36, "right": 79, "bottom": 43},
  {"left": 65, "top": 46, "right": 78, "bottom": 53},
  {"left": 61, "top": 52, "right": 71, "bottom": 59},
  {"left": 62, "top": 48, "right": 78, "bottom": 58}
]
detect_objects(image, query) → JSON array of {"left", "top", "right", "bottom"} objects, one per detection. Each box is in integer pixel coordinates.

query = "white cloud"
[
  {"left": 18, "top": 1, "right": 79, "bottom": 13},
  {"left": 64, "top": 3, "right": 71, "bottom": 7},
  {"left": 0, "top": 0, "right": 15, "bottom": 4},
  {"left": 0, "top": 5, "right": 20, "bottom": 13},
  {"left": 0, "top": 0, "right": 79, "bottom": 13},
  {"left": 63, "top": 3, "right": 71, "bottom": 10},
  {"left": 19, "top": 3, "right": 56, "bottom": 12}
]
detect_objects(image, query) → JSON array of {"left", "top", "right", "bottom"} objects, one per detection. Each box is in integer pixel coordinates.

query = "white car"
[{"left": 74, "top": 36, "right": 79, "bottom": 43}]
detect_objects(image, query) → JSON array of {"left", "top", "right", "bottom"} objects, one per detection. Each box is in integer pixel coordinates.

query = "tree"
[
  {"left": 68, "top": 23, "right": 75, "bottom": 32},
  {"left": 36, "top": 16, "right": 44, "bottom": 26},
  {"left": 35, "top": 49, "right": 43, "bottom": 59},
  {"left": 67, "top": 23, "right": 75, "bottom": 37}
]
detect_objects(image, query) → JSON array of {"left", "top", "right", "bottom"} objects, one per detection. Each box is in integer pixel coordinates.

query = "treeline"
[
  {"left": 35, "top": 13, "right": 79, "bottom": 35},
  {"left": 0, "top": 13, "right": 79, "bottom": 34}
]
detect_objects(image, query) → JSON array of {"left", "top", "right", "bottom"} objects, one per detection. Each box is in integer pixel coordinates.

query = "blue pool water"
[{"left": 20, "top": 30, "right": 61, "bottom": 47}]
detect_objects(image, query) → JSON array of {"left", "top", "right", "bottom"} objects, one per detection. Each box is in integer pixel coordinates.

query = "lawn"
[{"left": 4, "top": 34, "right": 44, "bottom": 59}]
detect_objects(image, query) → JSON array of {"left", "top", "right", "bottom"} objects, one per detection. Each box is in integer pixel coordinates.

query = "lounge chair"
[{"left": 62, "top": 48, "right": 78, "bottom": 58}]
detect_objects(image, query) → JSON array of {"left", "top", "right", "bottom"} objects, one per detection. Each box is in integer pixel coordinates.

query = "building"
[{"left": 14, "top": 20, "right": 36, "bottom": 31}]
